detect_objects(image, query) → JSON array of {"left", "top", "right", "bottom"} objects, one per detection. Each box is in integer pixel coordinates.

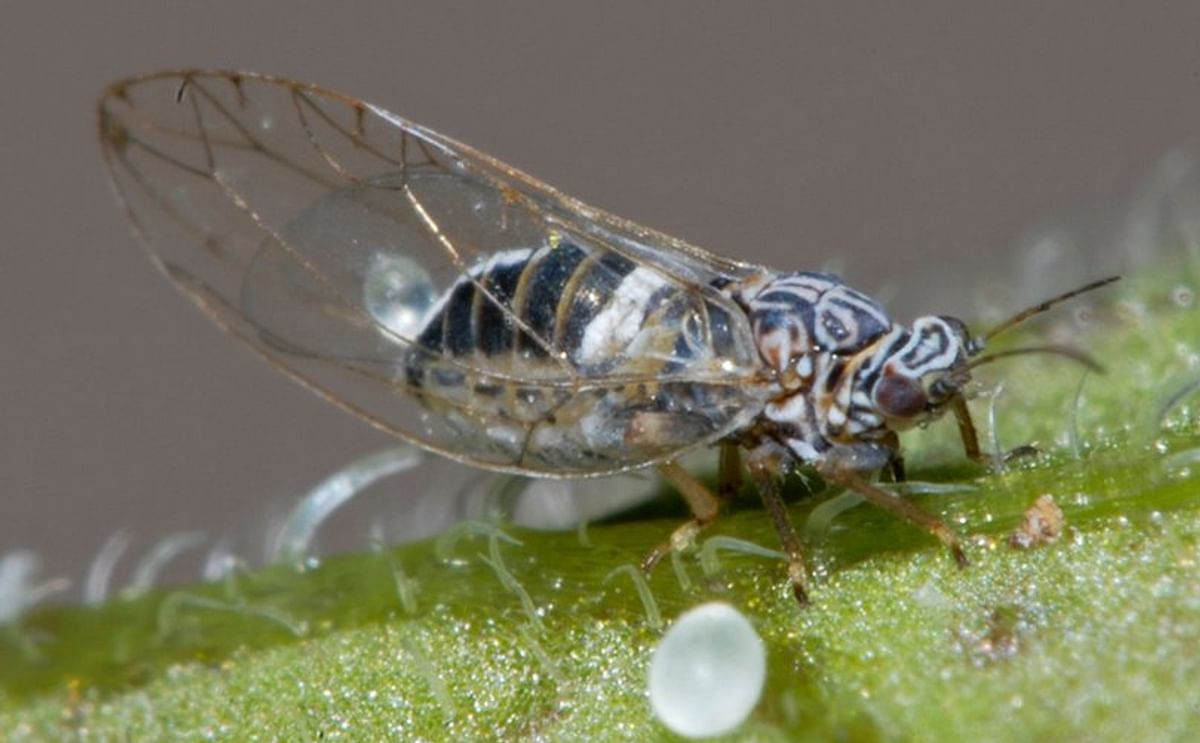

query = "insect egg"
[{"left": 648, "top": 601, "right": 766, "bottom": 738}]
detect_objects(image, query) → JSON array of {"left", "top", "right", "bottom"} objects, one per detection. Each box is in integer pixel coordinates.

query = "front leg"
[
  {"left": 951, "top": 396, "right": 1038, "bottom": 468},
  {"left": 880, "top": 431, "right": 906, "bottom": 482},
  {"left": 818, "top": 442, "right": 968, "bottom": 568}
]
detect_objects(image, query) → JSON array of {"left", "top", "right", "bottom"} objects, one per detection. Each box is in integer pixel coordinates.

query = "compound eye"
[
  {"left": 874, "top": 374, "right": 928, "bottom": 418},
  {"left": 928, "top": 377, "right": 955, "bottom": 401}
]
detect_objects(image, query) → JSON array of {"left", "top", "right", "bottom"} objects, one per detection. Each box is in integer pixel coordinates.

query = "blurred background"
[{"left": 3, "top": 2, "right": 1200, "bottom": 593}]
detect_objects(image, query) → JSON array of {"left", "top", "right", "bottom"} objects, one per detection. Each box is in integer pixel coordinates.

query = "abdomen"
[{"left": 404, "top": 240, "right": 768, "bottom": 474}]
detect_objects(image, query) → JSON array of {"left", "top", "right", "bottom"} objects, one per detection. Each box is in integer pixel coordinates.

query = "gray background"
[{"left": 3, "top": 2, "right": 1200, "bottom": 588}]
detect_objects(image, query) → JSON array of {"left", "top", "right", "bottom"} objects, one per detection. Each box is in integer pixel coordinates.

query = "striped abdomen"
[
  {"left": 408, "top": 241, "right": 664, "bottom": 369},
  {"left": 404, "top": 241, "right": 753, "bottom": 445},
  {"left": 398, "top": 240, "right": 765, "bottom": 471}
]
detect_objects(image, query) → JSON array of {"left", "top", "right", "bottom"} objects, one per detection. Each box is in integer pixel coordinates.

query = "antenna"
[
  {"left": 961, "top": 344, "right": 1104, "bottom": 375},
  {"left": 980, "top": 276, "right": 1120, "bottom": 344}
]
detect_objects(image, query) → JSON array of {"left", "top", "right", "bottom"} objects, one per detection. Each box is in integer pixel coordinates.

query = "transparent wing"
[{"left": 98, "top": 70, "right": 769, "bottom": 476}]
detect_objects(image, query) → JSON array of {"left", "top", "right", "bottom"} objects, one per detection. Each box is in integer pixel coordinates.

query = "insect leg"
[
  {"left": 640, "top": 461, "right": 722, "bottom": 575},
  {"left": 748, "top": 463, "right": 810, "bottom": 606},
  {"left": 818, "top": 447, "right": 969, "bottom": 568},
  {"left": 951, "top": 396, "right": 1037, "bottom": 467},
  {"left": 951, "top": 395, "right": 984, "bottom": 462},
  {"left": 879, "top": 431, "right": 906, "bottom": 482},
  {"left": 718, "top": 443, "right": 744, "bottom": 500}
]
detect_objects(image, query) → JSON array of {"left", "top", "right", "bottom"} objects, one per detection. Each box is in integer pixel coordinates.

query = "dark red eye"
[{"left": 874, "top": 375, "right": 928, "bottom": 418}]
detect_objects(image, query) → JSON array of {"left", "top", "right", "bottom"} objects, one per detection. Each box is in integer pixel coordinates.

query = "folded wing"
[{"left": 98, "top": 70, "right": 769, "bottom": 475}]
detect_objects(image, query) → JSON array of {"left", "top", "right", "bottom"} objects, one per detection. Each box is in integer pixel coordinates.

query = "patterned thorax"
[
  {"left": 734, "top": 271, "right": 892, "bottom": 384},
  {"left": 728, "top": 271, "right": 972, "bottom": 463}
]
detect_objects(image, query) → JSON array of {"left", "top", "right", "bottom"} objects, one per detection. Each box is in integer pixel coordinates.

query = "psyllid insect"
[{"left": 98, "top": 70, "right": 1117, "bottom": 604}]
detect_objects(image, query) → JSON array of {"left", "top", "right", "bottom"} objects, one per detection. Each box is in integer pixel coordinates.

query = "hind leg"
[{"left": 640, "top": 461, "right": 723, "bottom": 574}]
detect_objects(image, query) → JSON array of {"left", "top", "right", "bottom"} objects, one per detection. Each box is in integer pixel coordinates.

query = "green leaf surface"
[{"left": 3, "top": 264, "right": 1199, "bottom": 742}]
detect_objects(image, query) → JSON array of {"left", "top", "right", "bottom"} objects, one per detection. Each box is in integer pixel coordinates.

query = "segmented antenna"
[
  {"left": 979, "top": 276, "right": 1120, "bottom": 345},
  {"left": 962, "top": 344, "right": 1104, "bottom": 374}
]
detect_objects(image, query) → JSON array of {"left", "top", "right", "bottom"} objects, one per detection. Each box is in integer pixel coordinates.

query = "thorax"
[{"left": 727, "top": 271, "right": 902, "bottom": 460}]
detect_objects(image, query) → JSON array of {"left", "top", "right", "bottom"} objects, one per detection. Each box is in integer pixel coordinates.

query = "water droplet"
[{"left": 363, "top": 252, "right": 438, "bottom": 341}]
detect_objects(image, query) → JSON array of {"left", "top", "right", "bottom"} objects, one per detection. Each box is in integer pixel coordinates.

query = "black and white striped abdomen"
[
  {"left": 408, "top": 241, "right": 673, "bottom": 371},
  {"left": 400, "top": 240, "right": 765, "bottom": 472}
]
